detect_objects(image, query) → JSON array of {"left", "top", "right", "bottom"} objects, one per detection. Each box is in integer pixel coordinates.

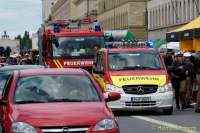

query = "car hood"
[
  {"left": 12, "top": 102, "right": 112, "bottom": 127},
  {"left": 109, "top": 70, "right": 167, "bottom": 87}
]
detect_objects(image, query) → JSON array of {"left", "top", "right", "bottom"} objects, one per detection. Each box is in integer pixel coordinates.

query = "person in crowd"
[
  {"left": 16, "top": 55, "right": 22, "bottom": 65},
  {"left": 171, "top": 52, "right": 186, "bottom": 110},
  {"left": 164, "top": 49, "right": 173, "bottom": 67},
  {"left": 183, "top": 52, "right": 194, "bottom": 108},
  {"left": 195, "top": 52, "right": 200, "bottom": 113}
]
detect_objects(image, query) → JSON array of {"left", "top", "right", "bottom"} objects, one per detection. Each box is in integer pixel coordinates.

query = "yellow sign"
[{"left": 111, "top": 75, "right": 166, "bottom": 87}]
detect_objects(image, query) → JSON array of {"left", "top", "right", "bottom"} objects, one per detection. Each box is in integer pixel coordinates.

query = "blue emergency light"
[
  {"left": 53, "top": 24, "right": 60, "bottom": 33},
  {"left": 146, "top": 40, "right": 154, "bottom": 48},
  {"left": 95, "top": 24, "right": 101, "bottom": 32}
]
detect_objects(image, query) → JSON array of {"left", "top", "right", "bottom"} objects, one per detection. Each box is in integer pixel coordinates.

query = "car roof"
[
  {"left": 17, "top": 68, "right": 86, "bottom": 77},
  {"left": 0, "top": 65, "right": 45, "bottom": 73}
]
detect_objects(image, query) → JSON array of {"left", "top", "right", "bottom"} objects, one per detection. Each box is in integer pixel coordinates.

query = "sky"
[{"left": 0, "top": 0, "right": 42, "bottom": 39}]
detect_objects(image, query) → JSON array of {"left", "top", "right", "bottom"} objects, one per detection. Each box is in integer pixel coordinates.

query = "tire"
[{"left": 163, "top": 107, "right": 173, "bottom": 115}]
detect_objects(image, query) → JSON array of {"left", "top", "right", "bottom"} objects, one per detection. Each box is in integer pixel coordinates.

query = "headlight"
[
  {"left": 106, "top": 84, "right": 123, "bottom": 93},
  {"left": 93, "top": 119, "right": 117, "bottom": 131},
  {"left": 158, "top": 83, "right": 173, "bottom": 93},
  {"left": 12, "top": 122, "right": 38, "bottom": 133}
]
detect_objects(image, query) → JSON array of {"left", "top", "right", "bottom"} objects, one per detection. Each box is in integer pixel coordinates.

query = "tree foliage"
[{"left": 15, "top": 31, "right": 32, "bottom": 52}]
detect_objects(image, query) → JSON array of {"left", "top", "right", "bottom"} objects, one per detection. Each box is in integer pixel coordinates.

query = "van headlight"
[
  {"left": 93, "top": 119, "right": 117, "bottom": 131},
  {"left": 12, "top": 122, "right": 38, "bottom": 133},
  {"left": 158, "top": 83, "right": 173, "bottom": 93},
  {"left": 106, "top": 84, "right": 123, "bottom": 93}
]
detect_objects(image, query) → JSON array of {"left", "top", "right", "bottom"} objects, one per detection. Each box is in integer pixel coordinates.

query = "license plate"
[{"left": 131, "top": 97, "right": 151, "bottom": 102}]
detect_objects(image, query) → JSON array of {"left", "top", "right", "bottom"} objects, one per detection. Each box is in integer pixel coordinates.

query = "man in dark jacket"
[
  {"left": 195, "top": 52, "right": 200, "bottom": 112},
  {"left": 164, "top": 49, "right": 173, "bottom": 67},
  {"left": 183, "top": 52, "right": 194, "bottom": 108},
  {"left": 171, "top": 53, "right": 186, "bottom": 110}
]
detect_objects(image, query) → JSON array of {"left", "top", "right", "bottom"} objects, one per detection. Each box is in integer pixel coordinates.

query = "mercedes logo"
[
  {"left": 63, "top": 127, "right": 69, "bottom": 133},
  {"left": 137, "top": 86, "right": 144, "bottom": 94}
]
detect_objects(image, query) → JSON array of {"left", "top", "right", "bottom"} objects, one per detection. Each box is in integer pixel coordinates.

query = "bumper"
[{"left": 108, "top": 91, "right": 174, "bottom": 111}]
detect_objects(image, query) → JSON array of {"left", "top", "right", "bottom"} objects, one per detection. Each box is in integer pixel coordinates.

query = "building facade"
[
  {"left": 97, "top": 0, "right": 148, "bottom": 40},
  {"left": 51, "top": 0, "right": 77, "bottom": 20},
  {"left": 51, "top": 0, "right": 98, "bottom": 21},
  {"left": 148, "top": 0, "right": 200, "bottom": 40},
  {"left": 42, "top": 0, "right": 56, "bottom": 22},
  {"left": 0, "top": 32, "right": 20, "bottom": 54},
  {"left": 32, "top": 33, "right": 39, "bottom": 50},
  {"left": 74, "top": 0, "right": 98, "bottom": 19}
]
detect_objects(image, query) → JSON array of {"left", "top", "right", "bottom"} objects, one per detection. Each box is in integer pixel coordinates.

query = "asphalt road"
[
  {"left": 115, "top": 108, "right": 200, "bottom": 133},
  {"left": 1, "top": 108, "right": 199, "bottom": 133}
]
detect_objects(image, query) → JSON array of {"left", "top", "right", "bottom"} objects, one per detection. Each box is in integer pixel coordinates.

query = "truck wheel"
[{"left": 163, "top": 107, "right": 173, "bottom": 115}]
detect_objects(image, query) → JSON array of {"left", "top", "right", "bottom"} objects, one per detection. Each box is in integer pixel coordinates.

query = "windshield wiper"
[
  {"left": 47, "top": 99, "right": 84, "bottom": 102},
  {"left": 122, "top": 66, "right": 161, "bottom": 70},
  {"left": 15, "top": 100, "right": 49, "bottom": 104}
]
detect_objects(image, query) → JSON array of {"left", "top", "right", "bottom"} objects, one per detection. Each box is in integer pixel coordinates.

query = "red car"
[{"left": 0, "top": 69, "right": 120, "bottom": 133}]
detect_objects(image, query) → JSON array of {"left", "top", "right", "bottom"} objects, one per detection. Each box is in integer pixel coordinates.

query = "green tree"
[{"left": 16, "top": 31, "right": 32, "bottom": 52}]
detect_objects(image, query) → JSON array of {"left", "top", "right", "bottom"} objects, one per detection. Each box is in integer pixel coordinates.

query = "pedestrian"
[
  {"left": 195, "top": 52, "right": 200, "bottom": 113},
  {"left": 183, "top": 52, "right": 194, "bottom": 108},
  {"left": 171, "top": 52, "right": 186, "bottom": 110},
  {"left": 164, "top": 49, "right": 173, "bottom": 67}
]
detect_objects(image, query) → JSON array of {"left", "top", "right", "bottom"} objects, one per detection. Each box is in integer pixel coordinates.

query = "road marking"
[{"left": 132, "top": 116, "right": 199, "bottom": 133}]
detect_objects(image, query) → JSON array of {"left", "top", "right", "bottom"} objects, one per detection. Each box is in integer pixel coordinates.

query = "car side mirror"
[
  {"left": 0, "top": 96, "right": 7, "bottom": 105},
  {"left": 105, "top": 92, "right": 121, "bottom": 102},
  {"left": 0, "top": 96, "right": 2, "bottom": 102},
  {"left": 93, "top": 68, "right": 104, "bottom": 74}
]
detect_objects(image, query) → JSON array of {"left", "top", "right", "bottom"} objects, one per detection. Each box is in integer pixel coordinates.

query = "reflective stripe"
[
  {"left": 53, "top": 60, "right": 60, "bottom": 68},
  {"left": 56, "top": 60, "right": 63, "bottom": 68}
]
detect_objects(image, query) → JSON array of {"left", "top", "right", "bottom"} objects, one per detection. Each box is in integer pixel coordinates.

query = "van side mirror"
[
  {"left": 105, "top": 92, "right": 121, "bottom": 102},
  {"left": 52, "top": 37, "right": 59, "bottom": 48}
]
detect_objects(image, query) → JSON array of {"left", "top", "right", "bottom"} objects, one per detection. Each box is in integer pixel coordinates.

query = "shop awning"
[
  {"left": 169, "top": 16, "right": 200, "bottom": 33},
  {"left": 166, "top": 16, "right": 200, "bottom": 42}
]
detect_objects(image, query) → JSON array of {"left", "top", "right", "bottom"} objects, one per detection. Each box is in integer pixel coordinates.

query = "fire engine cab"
[
  {"left": 38, "top": 17, "right": 104, "bottom": 72},
  {"left": 92, "top": 41, "right": 174, "bottom": 115}
]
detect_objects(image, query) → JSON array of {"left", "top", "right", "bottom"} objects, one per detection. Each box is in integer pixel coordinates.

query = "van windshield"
[{"left": 108, "top": 51, "right": 163, "bottom": 71}]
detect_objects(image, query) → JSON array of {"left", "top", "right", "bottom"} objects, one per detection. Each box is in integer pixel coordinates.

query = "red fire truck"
[{"left": 38, "top": 17, "right": 104, "bottom": 72}]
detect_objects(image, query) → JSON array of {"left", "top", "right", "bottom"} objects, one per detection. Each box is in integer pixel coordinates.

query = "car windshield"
[
  {"left": 0, "top": 72, "right": 10, "bottom": 95},
  {"left": 14, "top": 75, "right": 100, "bottom": 104},
  {"left": 108, "top": 52, "right": 163, "bottom": 71},
  {"left": 52, "top": 36, "right": 104, "bottom": 59}
]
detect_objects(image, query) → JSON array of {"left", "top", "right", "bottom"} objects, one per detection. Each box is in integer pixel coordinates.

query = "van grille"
[
  {"left": 123, "top": 85, "right": 158, "bottom": 95},
  {"left": 41, "top": 126, "right": 89, "bottom": 133},
  {"left": 125, "top": 101, "right": 156, "bottom": 106}
]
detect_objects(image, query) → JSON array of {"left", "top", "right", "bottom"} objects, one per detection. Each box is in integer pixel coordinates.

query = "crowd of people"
[
  {"left": 0, "top": 50, "right": 39, "bottom": 66},
  {"left": 164, "top": 50, "right": 200, "bottom": 113}
]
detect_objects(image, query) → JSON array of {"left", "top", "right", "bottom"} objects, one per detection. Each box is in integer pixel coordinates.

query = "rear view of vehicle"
[
  {"left": 93, "top": 42, "right": 174, "bottom": 114},
  {"left": 0, "top": 69, "right": 120, "bottom": 133}
]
